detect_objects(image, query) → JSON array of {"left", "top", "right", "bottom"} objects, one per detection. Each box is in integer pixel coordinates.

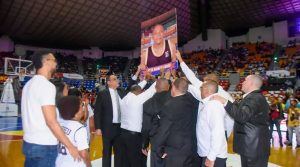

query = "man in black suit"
[
  {"left": 94, "top": 73, "right": 126, "bottom": 167},
  {"left": 155, "top": 78, "right": 199, "bottom": 167},
  {"left": 212, "top": 75, "right": 270, "bottom": 167},
  {"left": 141, "top": 78, "right": 171, "bottom": 167}
]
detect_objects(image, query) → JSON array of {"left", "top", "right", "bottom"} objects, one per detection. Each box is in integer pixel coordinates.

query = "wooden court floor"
[{"left": 1, "top": 116, "right": 300, "bottom": 167}]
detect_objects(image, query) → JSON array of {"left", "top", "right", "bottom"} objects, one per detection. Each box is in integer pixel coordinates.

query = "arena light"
[{"left": 273, "top": 55, "right": 278, "bottom": 62}]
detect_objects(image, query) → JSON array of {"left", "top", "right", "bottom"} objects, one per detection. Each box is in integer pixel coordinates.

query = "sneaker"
[
  {"left": 286, "top": 143, "right": 292, "bottom": 146},
  {"left": 296, "top": 145, "right": 300, "bottom": 149}
]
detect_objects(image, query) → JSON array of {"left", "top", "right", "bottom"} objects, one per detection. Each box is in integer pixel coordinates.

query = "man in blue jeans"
[{"left": 21, "top": 51, "right": 81, "bottom": 167}]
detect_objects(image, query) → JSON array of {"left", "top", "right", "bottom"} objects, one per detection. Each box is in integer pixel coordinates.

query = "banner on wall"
[
  {"left": 266, "top": 70, "right": 290, "bottom": 78},
  {"left": 140, "top": 8, "right": 178, "bottom": 75},
  {"left": 63, "top": 73, "right": 84, "bottom": 80}
]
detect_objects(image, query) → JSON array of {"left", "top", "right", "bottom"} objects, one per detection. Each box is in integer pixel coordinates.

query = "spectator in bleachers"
[{"left": 55, "top": 53, "right": 79, "bottom": 73}]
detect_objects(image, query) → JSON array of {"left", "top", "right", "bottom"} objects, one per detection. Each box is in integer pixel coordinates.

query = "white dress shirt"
[
  {"left": 109, "top": 88, "right": 121, "bottom": 123},
  {"left": 109, "top": 79, "right": 147, "bottom": 124},
  {"left": 180, "top": 62, "right": 234, "bottom": 136},
  {"left": 197, "top": 94, "right": 227, "bottom": 161},
  {"left": 120, "top": 81, "right": 155, "bottom": 132}
]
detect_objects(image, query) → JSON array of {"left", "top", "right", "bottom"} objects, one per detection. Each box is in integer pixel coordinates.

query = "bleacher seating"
[
  {"left": 1, "top": 41, "right": 299, "bottom": 93},
  {"left": 219, "top": 79, "right": 230, "bottom": 91},
  {"left": 56, "top": 53, "right": 79, "bottom": 73}
]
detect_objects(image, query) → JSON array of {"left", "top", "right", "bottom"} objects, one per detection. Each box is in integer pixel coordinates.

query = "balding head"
[
  {"left": 250, "top": 75, "right": 263, "bottom": 88},
  {"left": 242, "top": 75, "right": 263, "bottom": 93},
  {"left": 171, "top": 78, "right": 188, "bottom": 96},
  {"left": 155, "top": 78, "right": 170, "bottom": 92},
  {"left": 204, "top": 73, "right": 219, "bottom": 83},
  {"left": 130, "top": 84, "right": 142, "bottom": 95},
  {"left": 201, "top": 80, "right": 219, "bottom": 99}
]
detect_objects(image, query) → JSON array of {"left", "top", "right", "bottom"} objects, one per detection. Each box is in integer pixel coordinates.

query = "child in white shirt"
[{"left": 55, "top": 96, "right": 91, "bottom": 167}]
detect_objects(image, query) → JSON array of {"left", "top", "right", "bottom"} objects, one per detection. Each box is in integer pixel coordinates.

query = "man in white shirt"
[
  {"left": 197, "top": 81, "right": 227, "bottom": 167},
  {"left": 120, "top": 78, "right": 156, "bottom": 167},
  {"left": 176, "top": 53, "right": 234, "bottom": 138},
  {"left": 22, "top": 51, "right": 80, "bottom": 167},
  {"left": 203, "top": 74, "right": 234, "bottom": 139}
]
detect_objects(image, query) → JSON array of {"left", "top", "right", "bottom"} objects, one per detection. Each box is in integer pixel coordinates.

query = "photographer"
[{"left": 286, "top": 99, "right": 300, "bottom": 148}]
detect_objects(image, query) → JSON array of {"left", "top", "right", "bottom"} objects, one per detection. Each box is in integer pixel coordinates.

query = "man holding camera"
[{"left": 286, "top": 99, "right": 300, "bottom": 148}]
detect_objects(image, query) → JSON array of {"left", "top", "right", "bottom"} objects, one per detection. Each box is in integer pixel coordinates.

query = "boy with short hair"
[{"left": 56, "top": 96, "right": 91, "bottom": 167}]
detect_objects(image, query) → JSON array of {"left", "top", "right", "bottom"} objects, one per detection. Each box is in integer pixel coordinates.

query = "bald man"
[
  {"left": 212, "top": 75, "right": 270, "bottom": 167},
  {"left": 155, "top": 78, "right": 199, "bottom": 167},
  {"left": 141, "top": 78, "right": 171, "bottom": 167},
  {"left": 196, "top": 81, "right": 228, "bottom": 167},
  {"left": 176, "top": 53, "right": 234, "bottom": 139},
  {"left": 140, "top": 24, "right": 177, "bottom": 68},
  {"left": 204, "top": 73, "right": 234, "bottom": 139}
]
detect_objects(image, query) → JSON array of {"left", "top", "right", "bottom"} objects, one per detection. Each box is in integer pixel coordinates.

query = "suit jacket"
[
  {"left": 225, "top": 90, "right": 270, "bottom": 158},
  {"left": 141, "top": 91, "right": 172, "bottom": 149},
  {"left": 155, "top": 93, "right": 199, "bottom": 157},
  {"left": 94, "top": 87, "right": 127, "bottom": 138}
]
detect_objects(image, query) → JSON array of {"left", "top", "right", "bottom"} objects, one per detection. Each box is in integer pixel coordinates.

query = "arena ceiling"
[{"left": 0, "top": 0, "right": 299, "bottom": 51}]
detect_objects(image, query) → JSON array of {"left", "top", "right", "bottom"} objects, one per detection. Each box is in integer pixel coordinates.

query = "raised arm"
[
  {"left": 133, "top": 65, "right": 147, "bottom": 89},
  {"left": 140, "top": 49, "right": 148, "bottom": 69},
  {"left": 138, "top": 81, "right": 157, "bottom": 103},
  {"left": 177, "top": 52, "right": 203, "bottom": 89},
  {"left": 169, "top": 40, "right": 177, "bottom": 62},
  {"left": 132, "top": 65, "right": 142, "bottom": 81}
]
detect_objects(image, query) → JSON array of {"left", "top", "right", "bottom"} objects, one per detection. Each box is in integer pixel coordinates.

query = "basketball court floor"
[{"left": 0, "top": 116, "right": 299, "bottom": 167}]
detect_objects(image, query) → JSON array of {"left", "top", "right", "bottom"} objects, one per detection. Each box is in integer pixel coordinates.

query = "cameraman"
[{"left": 286, "top": 99, "right": 300, "bottom": 148}]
